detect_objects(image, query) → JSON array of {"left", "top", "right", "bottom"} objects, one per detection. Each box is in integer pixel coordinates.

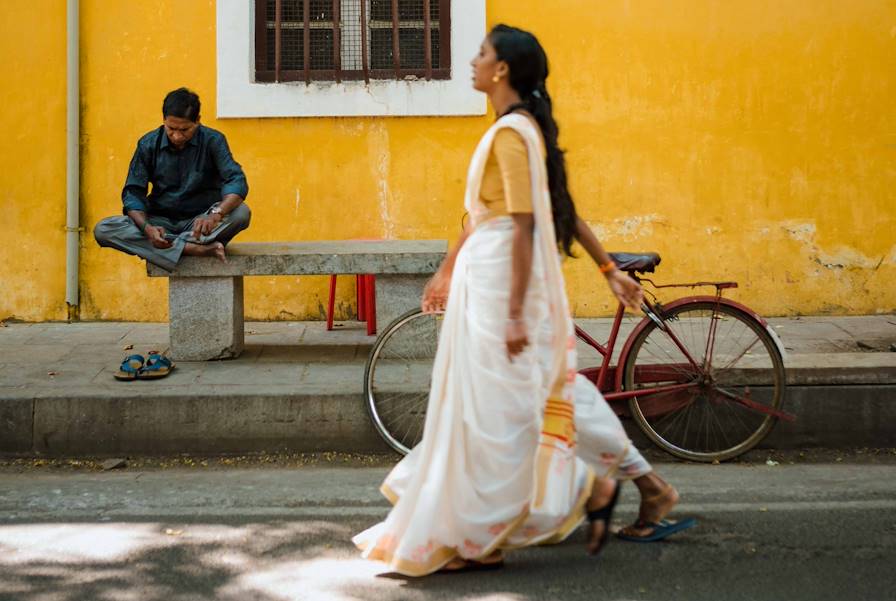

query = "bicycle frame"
[
  {"left": 575, "top": 298, "right": 698, "bottom": 403},
  {"left": 575, "top": 277, "right": 717, "bottom": 399},
  {"left": 575, "top": 278, "right": 796, "bottom": 422}
]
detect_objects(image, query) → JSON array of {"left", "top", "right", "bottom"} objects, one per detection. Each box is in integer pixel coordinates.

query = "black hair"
[
  {"left": 162, "top": 87, "right": 201, "bottom": 122},
  {"left": 488, "top": 24, "right": 578, "bottom": 256}
]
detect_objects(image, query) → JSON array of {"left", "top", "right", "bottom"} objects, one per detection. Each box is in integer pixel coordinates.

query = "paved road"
[{"left": 1, "top": 462, "right": 894, "bottom": 601}]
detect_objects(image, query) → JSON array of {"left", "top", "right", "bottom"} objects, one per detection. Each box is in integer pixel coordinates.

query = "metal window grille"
[{"left": 255, "top": 0, "right": 450, "bottom": 83}]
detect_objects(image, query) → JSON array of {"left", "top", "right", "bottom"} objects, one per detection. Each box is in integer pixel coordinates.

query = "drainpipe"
[{"left": 65, "top": 0, "right": 80, "bottom": 320}]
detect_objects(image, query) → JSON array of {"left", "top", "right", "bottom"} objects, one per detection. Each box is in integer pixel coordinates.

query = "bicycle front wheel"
[
  {"left": 364, "top": 309, "right": 442, "bottom": 455},
  {"left": 623, "top": 302, "right": 786, "bottom": 462}
]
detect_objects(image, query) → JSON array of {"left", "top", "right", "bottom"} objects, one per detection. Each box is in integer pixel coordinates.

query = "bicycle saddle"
[{"left": 608, "top": 252, "right": 662, "bottom": 273}]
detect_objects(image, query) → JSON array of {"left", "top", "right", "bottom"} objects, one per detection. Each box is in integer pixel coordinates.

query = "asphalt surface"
[{"left": 1, "top": 460, "right": 894, "bottom": 601}]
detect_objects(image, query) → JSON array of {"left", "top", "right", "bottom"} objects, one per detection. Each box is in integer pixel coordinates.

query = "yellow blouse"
[{"left": 478, "top": 121, "right": 546, "bottom": 221}]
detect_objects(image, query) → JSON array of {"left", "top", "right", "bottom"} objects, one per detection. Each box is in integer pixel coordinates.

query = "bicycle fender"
[
  {"left": 668, "top": 296, "right": 788, "bottom": 360},
  {"left": 763, "top": 321, "right": 789, "bottom": 361},
  {"left": 613, "top": 296, "right": 786, "bottom": 391}
]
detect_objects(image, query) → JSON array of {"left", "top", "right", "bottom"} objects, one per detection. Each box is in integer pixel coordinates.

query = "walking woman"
[{"left": 354, "top": 25, "right": 680, "bottom": 576}]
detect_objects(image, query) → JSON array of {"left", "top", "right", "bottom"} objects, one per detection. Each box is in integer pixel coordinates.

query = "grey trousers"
[{"left": 94, "top": 204, "right": 251, "bottom": 271}]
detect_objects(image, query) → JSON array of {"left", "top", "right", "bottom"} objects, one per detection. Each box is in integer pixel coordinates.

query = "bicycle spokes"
[
  {"left": 365, "top": 311, "right": 443, "bottom": 454},
  {"left": 624, "top": 302, "right": 786, "bottom": 461}
]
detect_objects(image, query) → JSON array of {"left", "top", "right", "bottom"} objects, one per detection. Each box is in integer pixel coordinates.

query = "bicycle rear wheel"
[
  {"left": 364, "top": 309, "right": 442, "bottom": 455},
  {"left": 623, "top": 301, "right": 786, "bottom": 462}
]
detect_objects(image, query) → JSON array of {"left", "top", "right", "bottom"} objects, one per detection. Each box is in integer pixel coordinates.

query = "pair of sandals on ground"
[
  {"left": 441, "top": 482, "right": 697, "bottom": 573},
  {"left": 114, "top": 353, "right": 176, "bottom": 381}
]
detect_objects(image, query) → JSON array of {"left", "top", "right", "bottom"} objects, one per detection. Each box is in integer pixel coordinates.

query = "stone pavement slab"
[{"left": 0, "top": 315, "right": 894, "bottom": 456}]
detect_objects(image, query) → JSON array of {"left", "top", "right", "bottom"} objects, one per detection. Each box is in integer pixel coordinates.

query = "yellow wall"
[
  {"left": 0, "top": 1, "right": 68, "bottom": 321},
  {"left": 2, "top": 0, "right": 894, "bottom": 322}
]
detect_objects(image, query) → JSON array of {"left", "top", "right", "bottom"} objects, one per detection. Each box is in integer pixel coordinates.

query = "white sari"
[{"left": 353, "top": 114, "right": 648, "bottom": 576}]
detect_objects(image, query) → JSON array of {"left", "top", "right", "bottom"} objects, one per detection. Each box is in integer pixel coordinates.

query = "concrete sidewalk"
[{"left": 1, "top": 315, "right": 894, "bottom": 456}]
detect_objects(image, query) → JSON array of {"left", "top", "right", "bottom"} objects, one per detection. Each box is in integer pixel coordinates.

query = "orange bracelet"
[{"left": 599, "top": 261, "right": 617, "bottom": 274}]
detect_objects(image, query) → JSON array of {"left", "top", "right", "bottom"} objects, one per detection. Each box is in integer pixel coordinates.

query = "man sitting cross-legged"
[{"left": 94, "top": 87, "right": 250, "bottom": 270}]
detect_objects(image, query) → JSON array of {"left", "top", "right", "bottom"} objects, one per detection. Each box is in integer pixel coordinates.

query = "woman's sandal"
[
  {"left": 137, "top": 353, "right": 175, "bottom": 380},
  {"left": 586, "top": 481, "right": 621, "bottom": 557},
  {"left": 616, "top": 483, "right": 695, "bottom": 542},
  {"left": 114, "top": 354, "right": 145, "bottom": 381},
  {"left": 617, "top": 517, "right": 697, "bottom": 542}
]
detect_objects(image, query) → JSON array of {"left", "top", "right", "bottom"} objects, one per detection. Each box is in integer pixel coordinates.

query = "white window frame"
[{"left": 216, "top": 0, "right": 487, "bottom": 118}]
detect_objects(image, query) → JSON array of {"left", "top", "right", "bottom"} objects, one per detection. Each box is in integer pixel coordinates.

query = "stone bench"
[{"left": 147, "top": 240, "right": 447, "bottom": 360}]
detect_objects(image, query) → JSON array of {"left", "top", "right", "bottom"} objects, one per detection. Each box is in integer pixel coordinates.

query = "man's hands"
[
  {"left": 144, "top": 225, "right": 173, "bottom": 249},
  {"left": 136, "top": 204, "right": 226, "bottom": 248},
  {"left": 191, "top": 212, "right": 223, "bottom": 241}
]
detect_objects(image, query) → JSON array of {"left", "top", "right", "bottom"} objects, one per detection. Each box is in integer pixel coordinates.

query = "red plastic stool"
[{"left": 327, "top": 274, "right": 376, "bottom": 335}]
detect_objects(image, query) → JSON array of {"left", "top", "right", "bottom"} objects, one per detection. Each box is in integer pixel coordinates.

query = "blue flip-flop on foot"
[{"left": 617, "top": 517, "right": 697, "bottom": 542}]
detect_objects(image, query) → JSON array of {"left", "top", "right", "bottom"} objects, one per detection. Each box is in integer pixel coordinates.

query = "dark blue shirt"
[{"left": 121, "top": 125, "right": 248, "bottom": 220}]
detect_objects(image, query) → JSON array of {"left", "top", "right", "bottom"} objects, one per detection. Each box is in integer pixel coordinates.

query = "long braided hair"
[{"left": 489, "top": 24, "right": 578, "bottom": 256}]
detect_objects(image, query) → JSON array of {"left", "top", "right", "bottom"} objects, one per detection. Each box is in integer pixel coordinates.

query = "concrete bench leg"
[
  {"left": 374, "top": 274, "right": 430, "bottom": 330},
  {"left": 169, "top": 276, "right": 244, "bottom": 360}
]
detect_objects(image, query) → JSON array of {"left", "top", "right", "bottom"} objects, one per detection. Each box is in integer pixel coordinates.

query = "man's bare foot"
[
  {"left": 183, "top": 241, "right": 227, "bottom": 263},
  {"left": 585, "top": 476, "right": 619, "bottom": 555},
  {"left": 210, "top": 242, "right": 227, "bottom": 263}
]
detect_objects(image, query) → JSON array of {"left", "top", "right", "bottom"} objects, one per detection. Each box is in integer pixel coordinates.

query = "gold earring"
[{"left": 492, "top": 74, "right": 501, "bottom": 83}]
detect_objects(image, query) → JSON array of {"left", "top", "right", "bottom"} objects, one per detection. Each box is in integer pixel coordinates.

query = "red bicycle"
[{"left": 364, "top": 251, "right": 793, "bottom": 462}]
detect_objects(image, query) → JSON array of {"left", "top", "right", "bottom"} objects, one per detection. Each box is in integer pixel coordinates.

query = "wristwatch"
[{"left": 210, "top": 205, "right": 223, "bottom": 216}]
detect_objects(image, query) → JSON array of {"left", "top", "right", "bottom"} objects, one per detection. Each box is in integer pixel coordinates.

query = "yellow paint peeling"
[
  {"left": 782, "top": 221, "right": 818, "bottom": 245},
  {"left": 778, "top": 221, "right": 894, "bottom": 270},
  {"left": 585, "top": 214, "right": 667, "bottom": 242}
]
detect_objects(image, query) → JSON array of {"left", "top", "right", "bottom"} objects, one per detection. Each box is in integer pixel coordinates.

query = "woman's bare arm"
[{"left": 506, "top": 213, "right": 535, "bottom": 359}]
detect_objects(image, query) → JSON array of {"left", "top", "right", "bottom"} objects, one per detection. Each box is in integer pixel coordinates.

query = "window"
[
  {"left": 255, "top": 1, "right": 451, "bottom": 83},
  {"left": 216, "top": 0, "right": 485, "bottom": 118}
]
